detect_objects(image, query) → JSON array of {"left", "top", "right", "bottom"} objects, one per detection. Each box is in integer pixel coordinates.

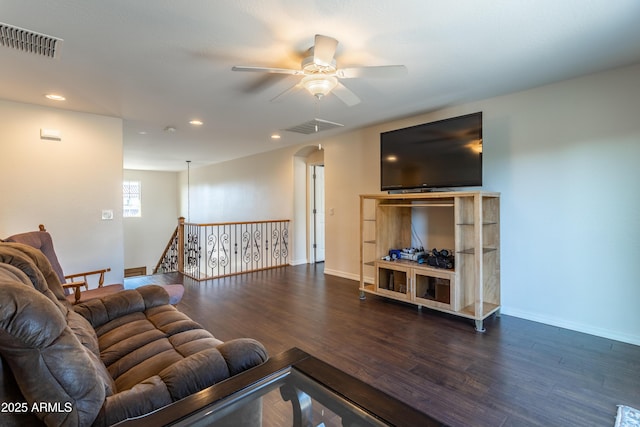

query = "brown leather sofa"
[{"left": 0, "top": 242, "right": 268, "bottom": 426}]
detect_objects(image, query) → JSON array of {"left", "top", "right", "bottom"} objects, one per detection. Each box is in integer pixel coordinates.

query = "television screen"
[{"left": 380, "top": 112, "right": 482, "bottom": 191}]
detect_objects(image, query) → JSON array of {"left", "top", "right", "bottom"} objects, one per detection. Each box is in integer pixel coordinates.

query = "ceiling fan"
[{"left": 231, "top": 34, "right": 407, "bottom": 106}]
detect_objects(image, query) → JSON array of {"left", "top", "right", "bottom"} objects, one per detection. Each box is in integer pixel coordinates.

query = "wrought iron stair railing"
[{"left": 155, "top": 218, "right": 290, "bottom": 281}]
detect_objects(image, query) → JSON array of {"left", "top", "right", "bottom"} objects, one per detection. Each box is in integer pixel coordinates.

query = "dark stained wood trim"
[{"left": 294, "top": 355, "right": 443, "bottom": 427}]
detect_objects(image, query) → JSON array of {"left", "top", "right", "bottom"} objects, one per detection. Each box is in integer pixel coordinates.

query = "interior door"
[{"left": 314, "top": 165, "right": 325, "bottom": 262}]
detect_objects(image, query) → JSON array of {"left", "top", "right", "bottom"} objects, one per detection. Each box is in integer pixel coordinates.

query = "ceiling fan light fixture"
[{"left": 302, "top": 75, "right": 337, "bottom": 98}]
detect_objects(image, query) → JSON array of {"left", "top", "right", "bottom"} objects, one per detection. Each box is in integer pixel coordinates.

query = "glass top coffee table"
[{"left": 116, "top": 347, "right": 445, "bottom": 427}]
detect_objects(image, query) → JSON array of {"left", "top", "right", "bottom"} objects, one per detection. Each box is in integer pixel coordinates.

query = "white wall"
[
  {"left": 0, "top": 99, "right": 124, "bottom": 287},
  {"left": 179, "top": 146, "right": 303, "bottom": 263},
  {"left": 485, "top": 64, "right": 640, "bottom": 344},
  {"left": 123, "top": 169, "right": 179, "bottom": 275},
  {"left": 180, "top": 147, "right": 297, "bottom": 223},
  {"left": 181, "top": 63, "right": 640, "bottom": 344}
]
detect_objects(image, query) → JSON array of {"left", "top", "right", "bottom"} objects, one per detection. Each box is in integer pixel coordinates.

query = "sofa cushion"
[
  {"left": 66, "top": 310, "right": 101, "bottom": 358},
  {"left": 65, "top": 310, "right": 117, "bottom": 397},
  {"left": 94, "top": 304, "right": 229, "bottom": 394},
  {"left": 73, "top": 285, "right": 170, "bottom": 329}
]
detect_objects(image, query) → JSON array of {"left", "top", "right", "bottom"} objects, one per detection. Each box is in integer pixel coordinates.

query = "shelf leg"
[
  {"left": 474, "top": 319, "right": 486, "bottom": 333},
  {"left": 495, "top": 308, "right": 501, "bottom": 318},
  {"left": 359, "top": 290, "right": 366, "bottom": 301}
]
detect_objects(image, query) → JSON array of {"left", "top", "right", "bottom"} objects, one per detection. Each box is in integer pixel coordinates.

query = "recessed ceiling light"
[
  {"left": 189, "top": 120, "right": 203, "bottom": 126},
  {"left": 271, "top": 134, "right": 281, "bottom": 140},
  {"left": 45, "top": 94, "right": 65, "bottom": 101}
]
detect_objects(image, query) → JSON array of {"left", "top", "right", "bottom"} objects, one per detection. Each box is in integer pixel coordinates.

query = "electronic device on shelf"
[
  {"left": 421, "top": 248, "right": 455, "bottom": 269},
  {"left": 380, "top": 112, "right": 483, "bottom": 192},
  {"left": 399, "top": 247, "right": 425, "bottom": 261},
  {"left": 383, "top": 247, "right": 453, "bottom": 269}
]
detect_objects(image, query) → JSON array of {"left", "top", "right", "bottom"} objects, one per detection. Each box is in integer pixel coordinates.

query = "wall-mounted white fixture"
[
  {"left": 101, "top": 209, "right": 114, "bottom": 220},
  {"left": 40, "top": 128, "right": 61, "bottom": 140}
]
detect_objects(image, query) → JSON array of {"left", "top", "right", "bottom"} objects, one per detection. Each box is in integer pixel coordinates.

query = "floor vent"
[
  {"left": 0, "top": 22, "right": 63, "bottom": 58},
  {"left": 284, "top": 118, "right": 344, "bottom": 135}
]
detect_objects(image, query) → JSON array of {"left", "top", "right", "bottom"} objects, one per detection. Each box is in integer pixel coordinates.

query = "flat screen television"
[{"left": 380, "top": 112, "right": 483, "bottom": 192}]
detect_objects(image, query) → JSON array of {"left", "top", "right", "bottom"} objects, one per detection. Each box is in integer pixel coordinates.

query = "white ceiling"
[{"left": 2, "top": 0, "right": 640, "bottom": 172}]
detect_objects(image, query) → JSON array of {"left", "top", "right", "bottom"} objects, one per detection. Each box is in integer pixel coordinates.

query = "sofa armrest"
[
  {"left": 62, "top": 281, "right": 85, "bottom": 303},
  {"left": 217, "top": 338, "right": 269, "bottom": 376},
  {"left": 73, "top": 285, "right": 170, "bottom": 328},
  {"left": 94, "top": 376, "right": 172, "bottom": 427},
  {"left": 145, "top": 340, "right": 267, "bottom": 403},
  {"left": 64, "top": 267, "right": 110, "bottom": 290}
]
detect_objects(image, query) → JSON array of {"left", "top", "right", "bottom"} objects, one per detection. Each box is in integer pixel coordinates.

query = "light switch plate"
[{"left": 40, "top": 128, "right": 62, "bottom": 140}]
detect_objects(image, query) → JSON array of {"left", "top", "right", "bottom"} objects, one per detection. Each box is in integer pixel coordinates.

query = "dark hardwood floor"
[{"left": 125, "top": 264, "right": 640, "bottom": 427}]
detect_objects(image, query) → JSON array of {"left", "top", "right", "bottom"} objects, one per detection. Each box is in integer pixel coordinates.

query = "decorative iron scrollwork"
[
  {"left": 185, "top": 231, "right": 200, "bottom": 275},
  {"left": 158, "top": 233, "right": 179, "bottom": 273},
  {"left": 272, "top": 225, "right": 289, "bottom": 261},
  {"left": 165, "top": 220, "right": 289, "bottom": 280},
  {"left": 207, "top": 230, "right": 230, "bottom": 271}
]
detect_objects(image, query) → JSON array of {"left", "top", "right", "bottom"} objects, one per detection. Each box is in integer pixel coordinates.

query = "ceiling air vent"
[
  {"left": 0, "top": 22, "right": 63, "bottom": 58},
  {"left": 284, "top": 118, "right": 344, "bottom": 135}
]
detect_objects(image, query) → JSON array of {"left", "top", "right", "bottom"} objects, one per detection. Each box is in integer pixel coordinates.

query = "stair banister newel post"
[{"left": 178, "top": 217, "right": 185, "bottom": 274}]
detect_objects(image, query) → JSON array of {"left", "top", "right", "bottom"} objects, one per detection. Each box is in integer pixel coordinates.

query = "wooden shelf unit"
[{"left": 359, "top": 191, "right": 500, "bottom": 331}]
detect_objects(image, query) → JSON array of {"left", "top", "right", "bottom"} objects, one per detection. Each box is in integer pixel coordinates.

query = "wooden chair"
[{"left": 4, "top": 225, "right": 124, "bottom": 304}]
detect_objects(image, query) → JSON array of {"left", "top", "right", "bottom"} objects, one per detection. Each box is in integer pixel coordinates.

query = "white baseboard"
[
  {"left": 289, "top": 258, "right": 309, "bottom": 266},
  {"left": 502, "top": 307, "right": 640, "bottom": 346},
  {"left": 322, "top": 268, "right": 360, "bottom": 282},
  {"left": 312, "top": 267, "right": 640, "bottom": 346}
]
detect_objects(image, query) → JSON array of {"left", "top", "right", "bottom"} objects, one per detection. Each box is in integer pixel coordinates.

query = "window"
[{"left": 123, "top": 180, "right": 141, "bottom": 217}]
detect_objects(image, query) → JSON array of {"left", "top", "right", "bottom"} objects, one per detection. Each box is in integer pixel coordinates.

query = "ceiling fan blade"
[
  {"left": 270, "top": 82, "right": 303, "bottom": 103},
  {"left": 332, "top": 82, "right": 361, "bottom": 106},
  {"left": 232, "top": 66, "right": 303, "bottom": 75},
  {"left": 337, "top": 65, "right": 408, "bottom": 79},
  {"left": 241, "top": 73, "right": 290, "bottom": 94},
  {"left": 313, "top": 34, "right": 338, "bottom": 67}
]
